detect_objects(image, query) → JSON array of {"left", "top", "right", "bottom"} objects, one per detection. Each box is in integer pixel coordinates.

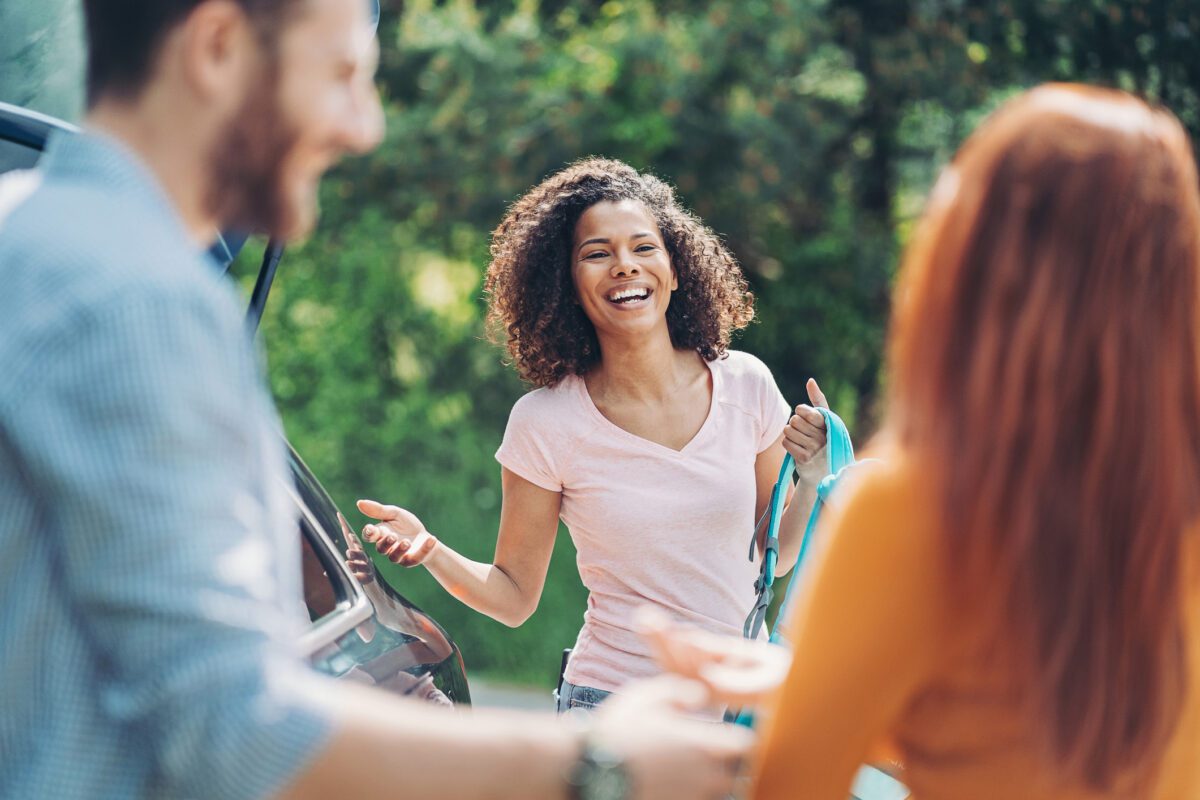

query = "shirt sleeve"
[
  {"left": 754, "top": 357, "right": 792, "bottom": 452},
  {"left": 495, "top": 391, "right": 565, "bottom": 492},
  {"left": 10, "top": 287, "right": 332, "bottom": 800},
  {"left": 751, "top": 462, "right": 947, "bottom": 800}
]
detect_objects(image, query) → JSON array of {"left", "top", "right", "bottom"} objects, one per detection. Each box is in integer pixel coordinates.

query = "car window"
[
  {"left": 0, "top": 137, "right": 40, "bottom": 175},
  {"left": 299, "top": 519, "right": 339, "bottom": 622}
]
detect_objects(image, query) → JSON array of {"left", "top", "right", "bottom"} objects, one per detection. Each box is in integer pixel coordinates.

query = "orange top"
[{"left": 752, "top": 454, "right": 1200, "bottom": 800}]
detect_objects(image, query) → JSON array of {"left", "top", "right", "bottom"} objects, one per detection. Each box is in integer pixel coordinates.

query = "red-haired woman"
[
  {"left": 654, "top": 85, "right": 1200, "bottom": 798},
  {"left": 755, "top": 84, "right": 1200, "bottom": 799}
]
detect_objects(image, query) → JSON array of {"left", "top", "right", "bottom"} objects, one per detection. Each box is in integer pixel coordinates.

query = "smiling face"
[
  {"left": 571, "top": 199, "right": 678, "bottom": 342},
  {"left": 209, "top": 0, "right": 384, "bottom": 239}
]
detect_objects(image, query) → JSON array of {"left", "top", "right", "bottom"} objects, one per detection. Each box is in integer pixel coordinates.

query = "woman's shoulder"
[
  {"left": 506, "top": 375, "right": 591, "bottom": 431},
  {"left": 710, "top": 350, "right": 786, "bottom": 414},
  {"left": 711, "top": 349, "right": 781, "bottom": 388},
  {"left": 822, "top": 446, "right": 942, "bottom": 565},
  {"left": 834, "top": 447, "right": 923, "bottom": 510}
]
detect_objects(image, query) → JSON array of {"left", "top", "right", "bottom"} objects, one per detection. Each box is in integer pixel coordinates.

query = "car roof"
[{"left": 0, "top": 100, "right": 78, "bottom": 146}]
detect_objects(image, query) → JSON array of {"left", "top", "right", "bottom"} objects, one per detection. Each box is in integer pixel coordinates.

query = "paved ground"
[{"left": 468, "top": 676, "right": 555, "bottom": 712}]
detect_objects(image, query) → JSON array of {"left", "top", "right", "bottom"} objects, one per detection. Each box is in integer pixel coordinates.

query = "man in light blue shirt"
[
  {"left": 0, "top": 0, "right": 753, "bottom": 798},
  {"left": 0, "top": 125, "right": 333, "bottom": 799}
]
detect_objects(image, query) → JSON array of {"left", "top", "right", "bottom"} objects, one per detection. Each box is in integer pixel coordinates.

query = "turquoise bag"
[{"left": 743, "top": 406, "right": 858, "bottom": 644}]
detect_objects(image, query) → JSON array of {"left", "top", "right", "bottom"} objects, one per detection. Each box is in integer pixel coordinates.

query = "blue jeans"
[{"left": 555, "top": 679, "right": 612, "bottom": 714}]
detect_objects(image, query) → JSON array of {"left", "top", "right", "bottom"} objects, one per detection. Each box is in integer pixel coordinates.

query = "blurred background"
[{"left": 4, "top": 0, "right": 1199, "bottom": 689}]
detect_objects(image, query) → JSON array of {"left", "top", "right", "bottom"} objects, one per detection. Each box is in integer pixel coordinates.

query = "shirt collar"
[{"left": 40, "top": 128, "right": 206, "bottom": 255}]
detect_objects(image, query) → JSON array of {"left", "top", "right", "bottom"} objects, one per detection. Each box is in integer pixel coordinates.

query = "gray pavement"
[{"left": 468, "top": 676, "right": 555, "bottom": 712}]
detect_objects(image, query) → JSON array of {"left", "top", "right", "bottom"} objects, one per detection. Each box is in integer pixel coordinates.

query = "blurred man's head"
[{"left": 82, "top": 0, "right": 383, "bottom": 239}]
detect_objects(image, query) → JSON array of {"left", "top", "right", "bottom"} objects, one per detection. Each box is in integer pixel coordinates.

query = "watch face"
[
  {"left": 581, "top": 758, "right": 628, "bottom": 800},
  {"left": 573, "top": 748, "right": 629, "bottom": 800}
]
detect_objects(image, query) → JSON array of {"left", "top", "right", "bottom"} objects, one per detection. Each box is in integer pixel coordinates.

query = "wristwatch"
[{"left": 566, "top": 736, "right": 629, "bottom": 800}]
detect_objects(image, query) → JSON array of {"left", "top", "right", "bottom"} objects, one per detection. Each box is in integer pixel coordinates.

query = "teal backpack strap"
[
  {"left": 768, "top": 409, "right": 857, "bottom": 645},
  {"left": 744, "top": 407, "right": 854, "bottom": 642},
  {"left": 733, "top": 408, "right": 856, "bottom": 728},
  {"left": 743, "top": 453, "right": 793, "bottom": 639}
]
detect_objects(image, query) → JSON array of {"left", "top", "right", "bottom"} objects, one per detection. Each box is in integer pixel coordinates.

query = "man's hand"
[
  {"left": 784, "top": 378, "right": 830, "bottom": 487},
  {"left": 340, "top": 513, "right": 375, "bottom": 585},
  {"left": 592, "top": 676, "right": 755, "bottom": 800},
  {"left": 356, "top": 498, "right": 439, "bottom": 567},
  {"left": 639, "top": 607, "right": 792, "bottom": 709}
]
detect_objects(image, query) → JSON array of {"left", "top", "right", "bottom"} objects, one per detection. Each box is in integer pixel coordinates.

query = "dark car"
[{"left": 0, "top": 100, "right": 470, "bottom": 706}]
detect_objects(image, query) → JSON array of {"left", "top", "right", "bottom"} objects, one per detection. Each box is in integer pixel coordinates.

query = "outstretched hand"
[
  {"left": 784, "top": 377, "right": 830, "bottom": 486},
  {"left": 356, "top": 498, "right": 440, "bottom": 567},
  {"left": 638, "top": 607, "right": 792, "bottom": 709}
]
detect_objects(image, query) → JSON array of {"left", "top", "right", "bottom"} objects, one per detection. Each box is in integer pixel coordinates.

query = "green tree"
[{"left": 255, "top": 0, "right": 1200, "bottom": 683}]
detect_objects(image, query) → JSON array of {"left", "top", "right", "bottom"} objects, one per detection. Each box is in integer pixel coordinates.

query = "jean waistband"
[{"left": 555, "top": 679, "right": 612, "bottom": 714}]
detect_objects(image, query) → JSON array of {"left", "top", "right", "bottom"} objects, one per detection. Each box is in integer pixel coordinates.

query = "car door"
[{"left": 0, "top": 100, "right": 470, "bottom": 704}]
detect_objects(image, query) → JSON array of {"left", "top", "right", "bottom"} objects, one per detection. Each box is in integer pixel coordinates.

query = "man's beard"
[{"left": 206, "top": 65, "right": 304, "bottom": 239}]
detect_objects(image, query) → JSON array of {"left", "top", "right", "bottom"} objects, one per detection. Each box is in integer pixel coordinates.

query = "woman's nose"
[{"left": 610, "top": 256, "right": 640, "bottom": 278}]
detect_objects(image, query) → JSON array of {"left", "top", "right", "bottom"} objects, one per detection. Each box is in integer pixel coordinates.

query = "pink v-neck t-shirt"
[{"left": 495, "top": 350, "right": 791, "bottom": 692}]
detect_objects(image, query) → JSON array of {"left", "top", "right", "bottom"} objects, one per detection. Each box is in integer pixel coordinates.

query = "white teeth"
[{"left": 608, "top": 287, "right": 650, "bottom": 302}]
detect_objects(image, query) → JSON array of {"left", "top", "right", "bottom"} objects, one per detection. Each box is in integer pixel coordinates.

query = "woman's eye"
[
  {"left": 584, "top": 251, "right": 608, "bottom": 260},
  {"left": 635, "top": 244, "right": 657, "bottom": 253}
]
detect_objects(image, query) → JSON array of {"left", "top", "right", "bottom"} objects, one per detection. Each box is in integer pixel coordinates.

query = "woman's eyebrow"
[{"left": 576, "top": 232, "right": 656, "bottom": 253}]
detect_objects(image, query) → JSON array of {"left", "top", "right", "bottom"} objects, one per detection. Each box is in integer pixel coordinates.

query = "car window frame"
[{"left": 288, "top": 482, "right": 374, "bottom": 657}]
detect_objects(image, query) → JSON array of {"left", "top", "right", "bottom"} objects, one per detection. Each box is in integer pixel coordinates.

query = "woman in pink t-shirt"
[{"left": 352, "top": 158, "right": 829, "bottom": 709}]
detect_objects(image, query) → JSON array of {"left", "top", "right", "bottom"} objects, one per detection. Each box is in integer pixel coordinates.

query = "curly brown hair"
[{"left": 484, "top": 158, "right": 755, "bottom": 387}]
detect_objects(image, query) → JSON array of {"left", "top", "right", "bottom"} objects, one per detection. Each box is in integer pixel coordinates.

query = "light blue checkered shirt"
[{"left": 0, "top": 130, "right": 331, "bottom": 798}]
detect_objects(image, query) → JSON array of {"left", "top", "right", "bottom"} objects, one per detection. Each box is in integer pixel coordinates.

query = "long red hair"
[{"left": 888, "top": 85, "right": 1200, "bottom": 791}]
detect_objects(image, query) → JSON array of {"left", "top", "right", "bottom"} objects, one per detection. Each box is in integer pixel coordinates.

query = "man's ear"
[{"left": 176, "top": 0, "right": 258, "bottom": 103}]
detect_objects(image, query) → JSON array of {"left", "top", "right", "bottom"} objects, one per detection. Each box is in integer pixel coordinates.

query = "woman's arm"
[
  {"left": 356, "top": 467, "right": 561, "bottom": 627},
  {"left": 757, "top": 378, "right": 829, "bottom": 576},
  {"left": 757, "top": 441, "right": 817, "bottom": 577}
]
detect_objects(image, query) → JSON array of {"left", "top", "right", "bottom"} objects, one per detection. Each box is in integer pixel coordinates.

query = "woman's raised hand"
[
  {"left": 784, "top": 377, "right": 830, "bottom": 486},
  {"left": 356, "top": 498, "right": 440, "bottom": 567}
]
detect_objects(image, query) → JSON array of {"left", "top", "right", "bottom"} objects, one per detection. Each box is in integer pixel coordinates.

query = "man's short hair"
[{"left": 81, "top": 0, "right": 301, "bottom": 108}]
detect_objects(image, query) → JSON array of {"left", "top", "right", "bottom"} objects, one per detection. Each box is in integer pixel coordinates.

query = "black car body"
[{"left": 0, "top": 100, "right": 470, "bottom": 706}]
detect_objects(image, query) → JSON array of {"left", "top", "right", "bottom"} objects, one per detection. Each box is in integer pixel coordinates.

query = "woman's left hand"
[{"left": 784, "top": 377, "right": 830, "bottom": 486}]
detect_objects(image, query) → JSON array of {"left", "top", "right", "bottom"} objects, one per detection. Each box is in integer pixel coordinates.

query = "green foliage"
[
  {"left": 249, "top": 0, "right": 1200, "bottom": 683},
  {"left": 240, "top": 214, "right": 590, "bottom": 685}
]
